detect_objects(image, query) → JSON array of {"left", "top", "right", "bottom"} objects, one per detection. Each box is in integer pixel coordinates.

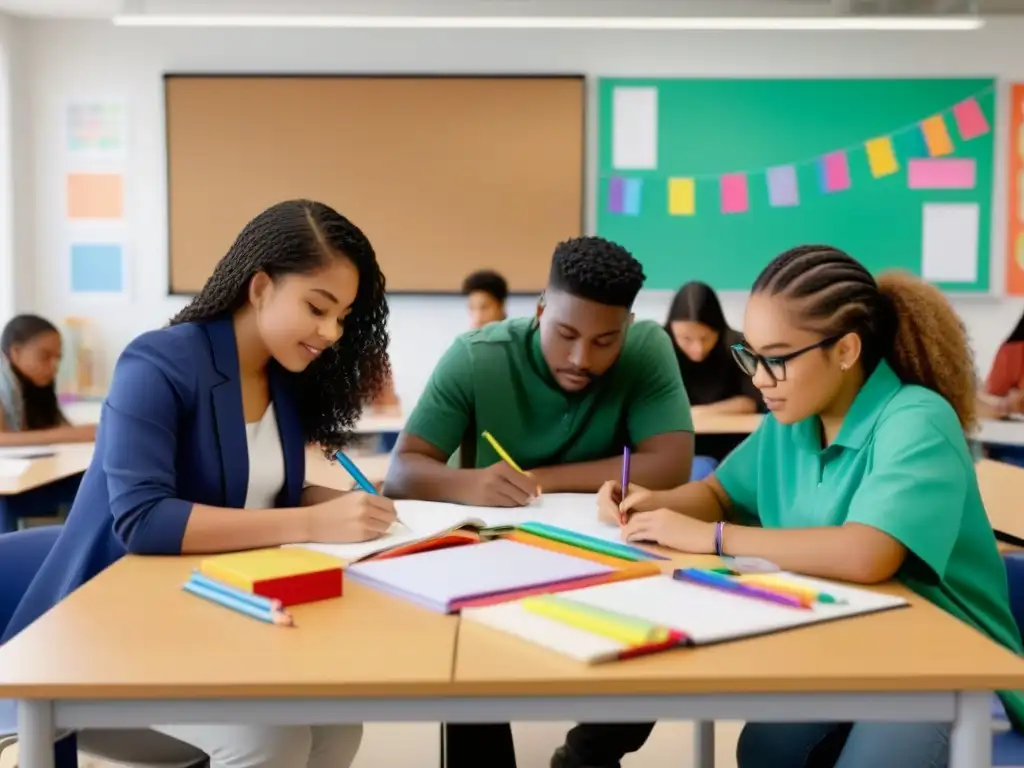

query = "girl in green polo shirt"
[{"left": 591, "top": 245, "right": 1024, "bottom": 768}]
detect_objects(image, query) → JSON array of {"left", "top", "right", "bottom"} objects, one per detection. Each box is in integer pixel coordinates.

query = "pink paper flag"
[
  {"left": 952, "top": 98, "right": 990, "bottom": 141},
  {"left": 818, "top": 151, "right": 851, "bottom": 193},
  {"left": 907, "top": 158, "right": 976, "bottom": 189},
  {"left": 720, "top": 173, "right": 749, "bottom": 214}
]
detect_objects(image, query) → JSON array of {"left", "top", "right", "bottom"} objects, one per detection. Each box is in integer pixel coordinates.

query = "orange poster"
[
  {"left": 66, "top": 172, "right": 123, "bottom": 220},
  {"left": 1008, "top": 84, "right": 1024, "bottom": 295}
]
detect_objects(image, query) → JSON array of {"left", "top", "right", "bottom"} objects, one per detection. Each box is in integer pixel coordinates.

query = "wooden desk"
[
  {"left": 0, "top": 446, "right": 93, "bottom": 496},
  {"left": 453, "top": 553, "right": 1024, "bottom": 768},
  {"left": 692, "top": 412, "right": 761, "bottom": 435},
  {"left": 978, "top": 458, "right": 1024, "bottom": 543}
]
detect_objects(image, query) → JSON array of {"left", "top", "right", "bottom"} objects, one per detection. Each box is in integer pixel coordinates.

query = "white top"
[{"left": 244, "top": 403, "right": 286, "bottom": 509}]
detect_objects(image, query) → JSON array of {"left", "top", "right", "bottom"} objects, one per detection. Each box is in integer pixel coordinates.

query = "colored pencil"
[
  {"left": 619, "top": 446, "right": 631, "bottom": 525},
  {"left": 736, "top": 574, "right": 841, "bottom": 604},
  {"left": 519, "top": 521, "right": 669, "bottom": 562},
  {"left": 673, "top": 568, "right": 810, "bottom": 609},
  {"left": 521, "top": 595, "right": 670, "bottom": 646},
  {"left": 481, "top": 430, "right": 526, "bottom": 475},
  {"left": 189, "top": 571, "right": 283, "bottom": 612},
  {"left": 334, "top": 451, "right": 379, "bottom": 494},
  {"left": 183, "top": 579, "right": 295, "bottom": 626}
]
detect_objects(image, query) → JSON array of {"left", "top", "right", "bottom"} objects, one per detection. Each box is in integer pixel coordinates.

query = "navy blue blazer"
[{"left": 2, "top": 318, "right": 307, "bottom": 642}]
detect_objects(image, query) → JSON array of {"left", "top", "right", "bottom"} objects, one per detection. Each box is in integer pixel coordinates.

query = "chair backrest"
[
  {"left": 0, "top": 526, "right": 62, "bottom": 639},
  {"left": 1003, "top": 553, "right": 1024, "bottom": 636}
]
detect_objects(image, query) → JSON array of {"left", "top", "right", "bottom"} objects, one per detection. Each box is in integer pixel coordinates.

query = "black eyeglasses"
[{"left": 730, "top": 336, "right": 842, "bottom": 383}]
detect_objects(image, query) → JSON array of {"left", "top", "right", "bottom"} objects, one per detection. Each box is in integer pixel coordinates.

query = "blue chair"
[
  {"left": 0, "top": 526, "right": 79, "bottom": 768},
  {"left": 691, "top": 455, "right": 719, "bottom": 482},
  {"left": 993, "top": 552, "right": 1024, "bottom": 764},
  {"left": 0, "top": 527, "right": 207, "bottom": 768}
]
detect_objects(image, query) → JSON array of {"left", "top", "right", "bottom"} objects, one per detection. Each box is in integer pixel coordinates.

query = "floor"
[{"left": 2, "top": 721, "right": 744, "bottom": 768}]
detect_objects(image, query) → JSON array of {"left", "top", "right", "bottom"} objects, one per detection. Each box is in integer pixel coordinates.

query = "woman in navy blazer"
[{"left": 4, "top": 200, "right": 396, "bottom": 768}]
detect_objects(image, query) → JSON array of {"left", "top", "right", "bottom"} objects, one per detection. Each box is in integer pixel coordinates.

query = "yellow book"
[{"left": 199, "top": 548, "right": 343, "bottom": 607}]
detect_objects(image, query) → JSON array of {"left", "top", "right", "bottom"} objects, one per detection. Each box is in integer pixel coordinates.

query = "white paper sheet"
[
  {"left": 612, "top": 87, "right": 658, "bottom": 170},
  {"left": 0, "top": 458, "right": 32, "bottom": 477},
  {"left": 921, "top": 202, "right": 979, "bottom": 283}
]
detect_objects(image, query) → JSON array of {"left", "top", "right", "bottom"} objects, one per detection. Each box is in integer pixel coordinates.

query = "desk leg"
[
  {"left": 693, "top": 721, "right": 714, "bottom": 768},
  {"left": 17, "top": 700, "right": 55, "bottom": 768},
  {"left": 948, "top": 692, "right": 990, "bottom": 768}
]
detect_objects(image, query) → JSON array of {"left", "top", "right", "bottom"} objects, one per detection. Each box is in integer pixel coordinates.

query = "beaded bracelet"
[{"left": 714, "top": 521, "right": 726, "bottom": 557}]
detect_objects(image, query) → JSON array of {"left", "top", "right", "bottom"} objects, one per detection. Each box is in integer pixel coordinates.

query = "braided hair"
[
  {"left": 170, "top": 200, "right": 390, "bottom": 454},
  {"left": 753, "top": 245, "right": 976, "bottom": 429},
  {"left": 549, "top": 236, "right": 646, "bottom": 307}
]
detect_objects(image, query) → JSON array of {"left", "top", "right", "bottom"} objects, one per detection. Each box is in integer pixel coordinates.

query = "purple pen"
[{"left": 619, "top": 446, "right": 631, "bottom": 525}]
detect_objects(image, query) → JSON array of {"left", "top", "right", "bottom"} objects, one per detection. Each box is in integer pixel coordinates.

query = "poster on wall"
[
  {"left": 65, "top": 100, "right": 127, "bottom": 158},
  {"left": 1008, "top": 84, "right": 1024, "bottom": 296}
]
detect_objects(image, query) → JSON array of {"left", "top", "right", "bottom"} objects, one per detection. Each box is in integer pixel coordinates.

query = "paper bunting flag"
[
  {"left": 720, "top": 173, "right": 749, "bottom": 214},
  {"left": 817, "top": 151, "right": 851, "bottom": 193},
  {"left": 608, "top": 177, "right": 625, "bottom": 214},
  {"left": 952, "top": 97, "right": 990, "bottom": 141},
  {"left": 865, "top": 137, "right": 899, "bottom": 178},
  {"left": 766, "top": 165, "right": 799, "bottom": 207},
  {"left": 622, "top": 178, "right": 643, "bottom": 216},
  {"left": 921, "top": 115, "right": 954, "bottom": 157},
  {"left": 668, "top": 178, "right": 695, "bottom": 216}
]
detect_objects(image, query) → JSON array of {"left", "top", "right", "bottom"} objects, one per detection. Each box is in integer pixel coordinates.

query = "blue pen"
[
  {"left": 334, "top": 451, "right": 378, "bottom": 494},
  {"left": 189, "top": 571, "right": 281, "bottom": 612},
  {"left": 183, "top": 580, "right": 294, "bottom": 626}
]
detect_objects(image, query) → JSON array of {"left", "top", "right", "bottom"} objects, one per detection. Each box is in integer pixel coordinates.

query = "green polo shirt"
[
  {"left": 405, "top": 317, "right": 692, "bottom": 469},
  {"left": 716, "top": 360, "right": 1024, "bottom": 727}
]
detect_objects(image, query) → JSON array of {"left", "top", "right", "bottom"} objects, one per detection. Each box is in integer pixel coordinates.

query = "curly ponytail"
[{"left": 753, "top": 245, "right": 977, "bottom": 430}]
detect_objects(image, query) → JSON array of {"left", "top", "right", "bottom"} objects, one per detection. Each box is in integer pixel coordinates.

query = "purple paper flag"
[
  {"left": 608, "top": 177, "right": 625, "bottom": 214},
  {"left": 766, "top": 165, "right": 799, "bottom": 207},
  {"left": 817, "top": 151, "right": 851, "bottom": 193}
]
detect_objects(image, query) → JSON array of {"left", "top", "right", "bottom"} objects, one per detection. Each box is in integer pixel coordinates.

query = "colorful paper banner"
[
  {"left": 921, "top": 115, "right": 954, "bottom": 157},
  {"left": 720, "top": 173, "right": 749, "bottom": 214},
  {"left": 953, "top": 97, "right": 990, "bottom": 141},
  {"left": 865, "top": 137, "right": 899, "bottom": 178},
  {"left": 818, "top": 151, "right": 851, "bottom": 193},
  {"left": 766, "top": 165, "right": 799, "bottom": 207},
  {"left": 668, "top": 178, "right": 695, "bottom": 216},
  {"left": 622, "top": 178, "right": 643, "bottom": 216}
]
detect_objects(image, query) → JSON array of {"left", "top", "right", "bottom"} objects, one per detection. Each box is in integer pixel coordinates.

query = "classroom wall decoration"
[
  {"left": 1008, "top": 84, "right": 1024, "bottom": 296},
  {"left": 598, "top": 78, "right": 996, "bottom": 292}
]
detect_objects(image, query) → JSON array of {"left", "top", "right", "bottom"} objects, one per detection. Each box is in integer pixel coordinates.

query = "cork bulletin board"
[{"left": 164, "top": 75, "right": 586, "bottom": 294}]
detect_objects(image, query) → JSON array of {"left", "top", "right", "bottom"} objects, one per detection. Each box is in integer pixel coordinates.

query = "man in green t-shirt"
[
  {"left": 383, "top": 236, "right": 694, "bottom": 768},
  {"left": 385, "top": 235, "right": 694, "bottom": 507}
]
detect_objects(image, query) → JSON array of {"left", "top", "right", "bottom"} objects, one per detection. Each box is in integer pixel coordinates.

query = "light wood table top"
[
  {"left": 978, "top": 458, "right": 1024, "bottom": 542},
  {"left": 692, "top": 412, "right": 762, "bottom": 435},
  {"left": 0, "top": 444, "right": 94, "bottom": 495},
  {"left": 453, "top": 553, "right": 1024, "bottom": 696},
  {"left": 0, "top": 555, "right": 458, "bottom": 700}
]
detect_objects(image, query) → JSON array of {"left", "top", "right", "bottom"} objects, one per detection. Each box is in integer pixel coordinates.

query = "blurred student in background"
[
  {"left": 978, "top": 310, "right": 1024, "bottom": 466},
  {"left": 462, "top": 269, "right": 508, "bottom": 329},
  {"left": 0, "top": 314, "right": 96, "bottom": 446}
]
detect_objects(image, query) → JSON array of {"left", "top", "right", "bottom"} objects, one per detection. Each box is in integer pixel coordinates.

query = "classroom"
[{"left": 5, "top": 1, "right": 1024, "bottom": 767}]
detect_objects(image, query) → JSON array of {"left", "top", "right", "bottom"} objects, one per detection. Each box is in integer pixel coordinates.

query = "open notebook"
[
  {"left": 288, "top": 494, "right": 627, "bottom": 563},
  {"left": 346, "top": 538, "right": 616, "bottom": 613},
  {"left": 463, "top": 573, "right": 908, "bottom": 664}
]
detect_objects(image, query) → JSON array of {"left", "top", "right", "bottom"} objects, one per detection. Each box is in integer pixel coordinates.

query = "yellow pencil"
[
  {"left": 521, "top": 596, "right": 669, "bottom": 646},
  {"left": 482, "top": 430, "right": 526, "bottom": 475}
]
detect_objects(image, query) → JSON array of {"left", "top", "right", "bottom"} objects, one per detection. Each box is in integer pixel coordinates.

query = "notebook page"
[
  {"left": 286, "top": 499, "right": 485, "bottom": 562},
  {"left": 560, "top": 574, "right": 907, "bottom": 644},
  {"left": 347, "top": 539, "right": 613, "bottom": 610},
  {"left": 437, "top": 494, "right": 623, "bottom": 542}
]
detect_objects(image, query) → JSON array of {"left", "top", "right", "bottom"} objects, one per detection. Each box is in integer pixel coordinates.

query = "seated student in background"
[
  {"left": 572, "top": 245, "right": 1024, "bottom": 768},
  {"left": 978, "top": 310, "right": 1024, "bottom": 466},
  {"left": 665, "top": 281, "right": 760, "bottom": 416},
  {"left": 0, "top": 314, "right": 96, "bottom": 445},
  {"left": 4, "top": 200, "right": 398, "bottom": 768},
  {"left": 385, "top": 236, "right": 693, "bottom": 768},
  {"left": 462, "top": 268, "right": 508, "bottom": 329}
]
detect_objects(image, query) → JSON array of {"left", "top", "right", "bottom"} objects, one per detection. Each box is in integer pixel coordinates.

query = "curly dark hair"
[
  {"left": 753, "top": 244, "right": 976, "bottom": 429},
  {"left": 461, "top": 270, "right": 509, "bottom": 303},
  {"left": 170, "top": 200, "right": 390, "bottom": 455},
  {"left": 548, "top": 236, "right": 646, "bottom": 308}
]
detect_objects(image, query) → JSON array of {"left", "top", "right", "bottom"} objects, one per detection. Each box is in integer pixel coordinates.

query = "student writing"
[
  {"left": 384, "top": 236, "right": 694, "bottom": 768},
  {"left": 0, "top": 315, "right": 96, "bottom": 445},
  {"left": 577, "top": 245, "right": 1023, "bottom": 768},
  {"left": 3, "top": 200, "right": 399, "bottom": 768}
]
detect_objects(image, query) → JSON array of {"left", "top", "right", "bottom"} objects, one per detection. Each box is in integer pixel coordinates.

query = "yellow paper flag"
[
  {"left": 865, "top": 137, "right": 899, "bottom": 178},
  {"left": 668, "top": 178, "right": 695, "bottom": 216},
  {"left": 921, "top": 115, "right": 954, "bottom": 157}
]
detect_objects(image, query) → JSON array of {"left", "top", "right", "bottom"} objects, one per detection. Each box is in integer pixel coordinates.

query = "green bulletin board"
[{"left": 597, "top": 78, "right": 996, "bottom": 292}]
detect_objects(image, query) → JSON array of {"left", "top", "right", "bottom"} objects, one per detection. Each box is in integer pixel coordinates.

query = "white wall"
[{"left": 12, "top": 19, "right": 1024, "bottom": 404}]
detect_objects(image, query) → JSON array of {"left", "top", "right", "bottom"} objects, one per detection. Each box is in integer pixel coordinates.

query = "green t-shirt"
[
  {"left": 716, "top": 360, "right": 1024, "bottom": 727},
  {"left": 405, "top": 317, "right": 692, "bottom": 469}
]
